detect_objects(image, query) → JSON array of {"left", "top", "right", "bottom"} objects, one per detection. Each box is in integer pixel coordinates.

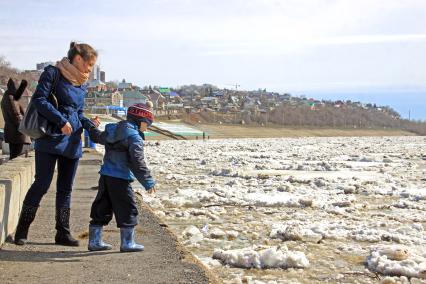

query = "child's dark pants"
[{"left": 90, "top": 175, "right": 138, "bottom": 228}]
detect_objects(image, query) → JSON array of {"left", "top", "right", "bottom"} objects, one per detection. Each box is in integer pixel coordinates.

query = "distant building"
[
  {"left": 142, "top": 89, "right": 166, "bottom": 110},
  {"left": 242, "top": 97, "right": 257, "bottom": 111},
  {"left": 118, "top": 79, "right": 132, "bottom": 91},
  {"left": 158, "top": 87, "right": 171, "bottom": 95},
  {"left": 211, "top": 90, "right": 225, "bottom": 97},
  {"left": 122, "top": 90, "right": 147, "bottom": 107},
  {"left": 21, "top": 70, "right": 42, "bottom": 81},
  {"left": 85, "top": 90, "right": 123, "bottom": 109},
  {"left": 201, "top": 97, "right": 219, "bottom": 108},
  {"left": 36, "top": 62, "right": 54, "bottom": 71},
  {"left": 89, "top": 65, "right": 101, "bottom": 81},
  {"left": 87, "top": 80, "right": 107, "bottom": 92},
  {"left": 165, "top": 103, "right": 184, "bottom": 114},
  {"left": 157, "top": 88, "right": 183, "bottom": 105},
  {"left": 100, "top": 71, "right": 105, "bottom": 82},
  {"left": 334, "top": 100, "right": 345, "bottom": 108},
  {"left": 104, "top": 81, "right": 118, "bottom": 91}
]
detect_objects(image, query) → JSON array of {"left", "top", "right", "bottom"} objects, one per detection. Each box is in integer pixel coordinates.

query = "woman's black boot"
[
  {"left": 14, "top": 204, "right": 38, "bottom": 245},
  {"left": 55, "top": 207, "right": 79, "bottom": 246}
]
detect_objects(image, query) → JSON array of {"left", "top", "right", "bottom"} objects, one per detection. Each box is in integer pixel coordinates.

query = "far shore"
[
  {"left": 80, "top": 114, "right": 418, "bottom": 140},
  {"left": 146, "top": 119, "right": 417, "bottom": 140}
]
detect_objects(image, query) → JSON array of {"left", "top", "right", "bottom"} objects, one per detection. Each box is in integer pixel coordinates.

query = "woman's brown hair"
[{"left": 67, "top": 42, "right": 98, "bottom": 62}]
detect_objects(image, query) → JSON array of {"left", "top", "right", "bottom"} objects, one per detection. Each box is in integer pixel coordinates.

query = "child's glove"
[
  {"left": 142, "top": 178, "right": 156, "bottom": 192},
  {"left": 147, "top": 187, "right": 156, "bottom": 195}
]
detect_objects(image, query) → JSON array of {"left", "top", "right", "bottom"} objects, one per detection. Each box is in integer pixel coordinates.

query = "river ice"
[{"left": 131, "top": 136, "right": 426, "bottom": 283}]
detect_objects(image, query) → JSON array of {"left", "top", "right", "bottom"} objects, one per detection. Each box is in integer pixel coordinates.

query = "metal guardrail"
[
  {"left": 111, "top": 114, "right": 187, "bottom": 140},
  {"left": 148, "top": 124, "right": 187, "bottom": 140}
]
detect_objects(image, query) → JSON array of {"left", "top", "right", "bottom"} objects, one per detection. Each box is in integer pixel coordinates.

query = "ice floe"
[
  {"left": 130, "top": 136, "right": 426, "bottom": 283},
  {"left": 367, "top": 245, "right": 426, "bottom": 279},
  {"left": 212, "top": 246, "right": 309, "bottom": 269}
]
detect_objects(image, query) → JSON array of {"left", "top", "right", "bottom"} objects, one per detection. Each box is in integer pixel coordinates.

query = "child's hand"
[
  {"left": 91, "top": 116, "right": 101, "bottom": 127},
  {"left": 147, "top": 187, "right": 156, "bottom": 195}
]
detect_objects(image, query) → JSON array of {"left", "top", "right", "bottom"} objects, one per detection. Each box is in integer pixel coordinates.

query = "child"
[{"left": 87, "top": 102, "right": 156, "bottom": 252}]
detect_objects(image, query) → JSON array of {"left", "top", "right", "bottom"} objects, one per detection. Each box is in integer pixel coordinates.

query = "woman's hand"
[
  {"left": 91, "top": 116, "right": 100, "bottom": 128},
  {"left": 61, "top": 122, "right": 73, "bottom": 136}
]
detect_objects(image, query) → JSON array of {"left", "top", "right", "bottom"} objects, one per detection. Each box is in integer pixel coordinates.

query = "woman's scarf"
[{"left": 55, "top": 57, "right": 89, "bottom": 86}]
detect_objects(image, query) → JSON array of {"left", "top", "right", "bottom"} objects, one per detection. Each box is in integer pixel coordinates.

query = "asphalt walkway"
[{"left": 0, "top": 150, "right": 219, "bottom": 284}]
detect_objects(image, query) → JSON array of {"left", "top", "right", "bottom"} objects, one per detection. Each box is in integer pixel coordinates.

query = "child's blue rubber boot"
[
  {"left": 88, "top": 225, "right": 112, "bottom": 251},
  {"left": 120, "top": 227, "right": 145, "bottom": 252}
]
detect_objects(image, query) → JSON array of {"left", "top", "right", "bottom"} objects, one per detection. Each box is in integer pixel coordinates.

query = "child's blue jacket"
[{"left": 89, "top": 120, "right": 155, "bottom": 190}]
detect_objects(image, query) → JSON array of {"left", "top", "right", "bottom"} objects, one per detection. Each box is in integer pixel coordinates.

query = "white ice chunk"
[
  {"left": 212, "top": 246, "right": 309, "bottom": 269},
  {"left": 210, "top": 228, "right": 226, "bottom": 239},
  {"left": 367, "top": 246, "right": 426, "bottom": 279},
  {"left": 182, "top": 225, "right": 202, "bottom": 237}
]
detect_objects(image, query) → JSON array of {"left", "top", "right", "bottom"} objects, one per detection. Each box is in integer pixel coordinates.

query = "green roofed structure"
[
  {"left": 143, "top": 130, "right": 160, "bottom": 137},
  {"left": 153, "top": 122, "right": 205, "bottom": 137},
  {"left": 158, "top": 87, "right": 171, "bottom": 94}
]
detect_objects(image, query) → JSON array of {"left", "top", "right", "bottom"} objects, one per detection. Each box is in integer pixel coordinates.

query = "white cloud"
[
  {"left": 0, "top": 0, "right": 426, "bottom": 94},
  {"left": 71, "top": 0, "right": 426, "bottom": 57},
  {"left": 315, "top": 34, "right": 426, "bottom": 46}
]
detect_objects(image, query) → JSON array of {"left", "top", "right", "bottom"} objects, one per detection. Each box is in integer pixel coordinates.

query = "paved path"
[{"left": 0, "top": 150, "right": 219, "bottom": 284}]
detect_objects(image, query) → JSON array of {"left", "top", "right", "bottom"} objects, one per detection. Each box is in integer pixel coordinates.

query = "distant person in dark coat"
[
  {"left": 14, "top": 42, "right": 100, "bottom": 247},
  {"left": 0, "top": 79, "right": 31, "bottom": 159}
]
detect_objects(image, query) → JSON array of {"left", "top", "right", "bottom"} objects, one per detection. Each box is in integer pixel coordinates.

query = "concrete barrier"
[
  {"left": 1, "top": 141, "right": 9, "bottom": 155},
  {"left": 0, "top": 184, "right": 6, "bottom": 244},
  {"left": 0, "top": 153, "right": 35, "bottom": 246}
]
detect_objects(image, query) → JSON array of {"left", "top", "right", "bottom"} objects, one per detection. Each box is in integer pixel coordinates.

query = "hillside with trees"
[
  {"left": 0, "top": 56, "right": 39, "bottom": 89},
  {"left": 1, "top": 56, "right": 425, "bottom": 135}
]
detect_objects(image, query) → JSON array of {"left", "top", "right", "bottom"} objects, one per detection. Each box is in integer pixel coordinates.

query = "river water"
[{"left": 99, "top": 135, "right": 426, "bottom": 283}]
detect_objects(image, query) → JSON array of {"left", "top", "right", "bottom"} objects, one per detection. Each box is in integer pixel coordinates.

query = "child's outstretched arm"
[
  {"left": 88, "top": 127, "right": 107, "bottom": 145},
  {"left": 127, "top": 134, "right": 156, "bottom": 191}
]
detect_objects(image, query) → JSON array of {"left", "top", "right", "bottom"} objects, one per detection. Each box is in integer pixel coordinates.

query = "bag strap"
[
  {"left": 52, "top": 67, "right": 60, "bottom": 93},
  {"left": 49, "top": 66, "right": 60, "bottom": 109}
]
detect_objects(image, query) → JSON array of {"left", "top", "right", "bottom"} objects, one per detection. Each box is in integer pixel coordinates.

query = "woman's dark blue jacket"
[{"left": 32, "top": 65, "right": 94, "bottom": 159}]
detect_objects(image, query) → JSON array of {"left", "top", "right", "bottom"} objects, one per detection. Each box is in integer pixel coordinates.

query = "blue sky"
[{"left": 1, "top": 0, "right": 426, "bottom": 118}]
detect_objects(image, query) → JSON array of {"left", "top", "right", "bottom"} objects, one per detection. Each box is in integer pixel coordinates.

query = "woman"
[
  {"left": 14, "top": 42, "right": 100, "bottom": 246},
  {"left": 0, "top": 79, "right": 31, "bottom": 159}
]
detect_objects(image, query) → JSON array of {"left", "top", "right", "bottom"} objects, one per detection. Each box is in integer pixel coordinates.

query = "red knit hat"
[{"left": 127, "top": 103, "right": 154, "bottom": 125}]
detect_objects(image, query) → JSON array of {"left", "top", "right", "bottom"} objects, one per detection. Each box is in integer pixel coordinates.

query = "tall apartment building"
[
  {"left": 100, "top": 71, "right": 106, "bottom": 82},
  {"left": 89, "top": 64, "right": 101, "bottom": 81}
]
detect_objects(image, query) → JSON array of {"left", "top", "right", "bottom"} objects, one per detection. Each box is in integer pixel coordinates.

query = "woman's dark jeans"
[{"left": 23, "top": 150, "right": 79, "bottom": 208}]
